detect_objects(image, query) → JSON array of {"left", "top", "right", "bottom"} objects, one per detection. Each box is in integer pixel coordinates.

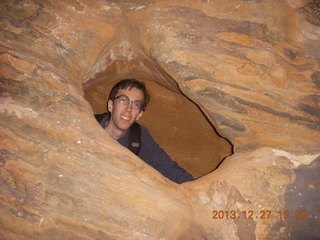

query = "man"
[{"left": 95, "top": 79, "right": 194, "bottom": 184}]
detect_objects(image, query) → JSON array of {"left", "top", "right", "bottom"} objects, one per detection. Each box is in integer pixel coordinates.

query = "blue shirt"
[{"left": 96, "top": 113, "right": 194, "bottom": 184}]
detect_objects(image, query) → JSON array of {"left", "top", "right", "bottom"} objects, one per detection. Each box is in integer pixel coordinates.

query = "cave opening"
[{"left": 83, "top": 44, "right": 233, "bottom": 179}]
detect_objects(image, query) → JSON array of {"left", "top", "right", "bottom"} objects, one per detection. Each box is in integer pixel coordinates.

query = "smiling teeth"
[{"left": 121, "top": 116, "right": 130, "bottom": 120}]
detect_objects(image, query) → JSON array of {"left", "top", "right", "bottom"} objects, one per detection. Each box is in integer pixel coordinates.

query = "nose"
[{"left": 125, "top": 102, "right": 133, "bottom": 112}]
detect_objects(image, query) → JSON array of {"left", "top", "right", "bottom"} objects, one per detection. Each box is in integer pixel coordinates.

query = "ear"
[
  {"left": 136, "top": 111, "right": 144, "bottom": 121},
  {"left": 107, "top": 99, "right": 114, "bottom": 113}
]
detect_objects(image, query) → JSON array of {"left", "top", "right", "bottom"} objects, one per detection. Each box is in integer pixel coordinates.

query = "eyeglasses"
[{"left": 114, "top": 95, "right": 144, "bottom": 111}]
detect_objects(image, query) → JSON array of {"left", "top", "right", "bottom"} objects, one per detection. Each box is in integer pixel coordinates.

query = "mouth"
[{"left": 120, "top": 116, "right": 131, "bottom": 121}]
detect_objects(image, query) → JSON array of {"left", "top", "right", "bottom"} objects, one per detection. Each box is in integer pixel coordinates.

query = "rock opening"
[{"left": 84, "top": 75, "right": 232, "bottom": 178}]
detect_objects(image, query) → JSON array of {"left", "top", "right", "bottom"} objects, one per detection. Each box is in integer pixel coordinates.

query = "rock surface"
[{"left": 0, "top": 0, "right": 319, "bottom": 239}]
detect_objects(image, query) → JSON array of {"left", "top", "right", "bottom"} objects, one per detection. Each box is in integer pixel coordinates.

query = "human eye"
[
  {"left": 133, "top": 101, "right": 143, "bottom": 110},
  {"left": 118, "top": 96, "right": 129, "bottom": 104}
]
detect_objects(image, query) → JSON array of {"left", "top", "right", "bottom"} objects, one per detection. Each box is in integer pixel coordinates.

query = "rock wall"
[{"left": 0, "top": 0, "right": 319, "bottom": 239}]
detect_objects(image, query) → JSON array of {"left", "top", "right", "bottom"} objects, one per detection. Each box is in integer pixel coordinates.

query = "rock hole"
[{"left": 83, "top": 47, "right": 232, "bottom": 179}]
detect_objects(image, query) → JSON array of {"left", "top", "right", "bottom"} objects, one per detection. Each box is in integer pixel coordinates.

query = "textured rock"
[{"left": 0, "top": 0, "right": 319, "bottom": 239}]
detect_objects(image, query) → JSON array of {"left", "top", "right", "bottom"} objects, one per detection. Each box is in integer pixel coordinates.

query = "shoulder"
[
  {"left": 136, "top": 123, "right": 160, "bottom": 149},
  {"left": 136, "top": 123, "right": 153, "bottom": 138},
  {"left": 94, "top": 112, "right": 109, "bottom": 128},
  {"left": 137, "top": 123, "right": 148, "bottom": 133},
  {"left": 94, "top": 112, "right": 109, "bottom": 122}
]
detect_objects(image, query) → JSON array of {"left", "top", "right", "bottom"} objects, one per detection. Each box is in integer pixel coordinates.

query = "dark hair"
[{"left": 108, "top": 79, "right": 150, "bottom": 111}]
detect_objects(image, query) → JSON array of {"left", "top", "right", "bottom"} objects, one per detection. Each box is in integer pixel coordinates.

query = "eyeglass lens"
[{"left": 115, "top": 95, "right": 143, "bottom": 110}]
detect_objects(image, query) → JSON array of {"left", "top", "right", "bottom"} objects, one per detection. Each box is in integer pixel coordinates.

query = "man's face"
[{"left": 107, "top": 87, "right": 144, "bottom": 132}]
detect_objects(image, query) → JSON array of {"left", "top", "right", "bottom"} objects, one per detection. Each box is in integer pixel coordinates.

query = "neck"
[{"left": 104, "top": 121, "right": 126, "bottom": 140}]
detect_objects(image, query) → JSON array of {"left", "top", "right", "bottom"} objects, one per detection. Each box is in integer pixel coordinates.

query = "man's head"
[
  {"left": 107, "top": 79, "right": 150, "bottom": 111},
  {"left": 106, "top": 79, "right": 150, "bottom": 135}
]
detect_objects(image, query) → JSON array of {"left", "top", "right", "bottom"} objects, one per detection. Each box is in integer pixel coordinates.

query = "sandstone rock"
[{"left": 0, "top": 0, "right": 319, "bottom": 239}]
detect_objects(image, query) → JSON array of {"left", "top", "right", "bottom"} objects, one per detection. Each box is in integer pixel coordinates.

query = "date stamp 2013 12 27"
[{"left": 212, "top": 210, "right": 309, "bottom": 220}]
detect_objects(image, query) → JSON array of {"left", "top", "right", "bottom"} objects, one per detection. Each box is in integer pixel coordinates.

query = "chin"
[{"left": 117, "top": 123, "right": 131, "bottom": 131}]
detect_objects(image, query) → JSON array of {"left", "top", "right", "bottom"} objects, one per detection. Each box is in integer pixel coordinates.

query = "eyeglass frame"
[{"left": 113, "top": 95, "right": 145, "bottom": 111}]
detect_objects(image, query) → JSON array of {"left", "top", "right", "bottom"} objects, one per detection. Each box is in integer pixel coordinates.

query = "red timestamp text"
[{"left": 212, "top": 210, "right": 309, "bottom": 220}]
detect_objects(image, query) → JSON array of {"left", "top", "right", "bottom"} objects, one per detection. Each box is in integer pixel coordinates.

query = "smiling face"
[{"left": 106, "top": 87, "right": 144, "bottom": 139}]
